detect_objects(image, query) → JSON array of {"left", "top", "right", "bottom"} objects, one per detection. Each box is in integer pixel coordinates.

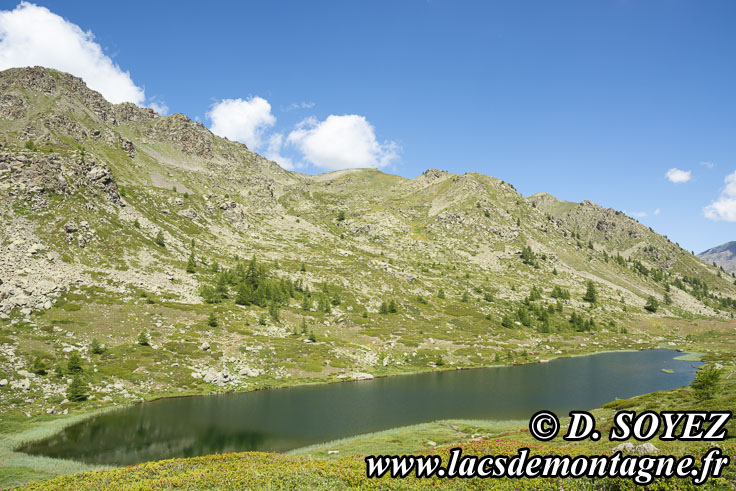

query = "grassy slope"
[{"left": 1, "top": 67, "right": 736, "bottom": 488}]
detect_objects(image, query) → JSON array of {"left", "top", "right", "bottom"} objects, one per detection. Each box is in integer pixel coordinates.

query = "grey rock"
[
  {"left": 635, "top": 443, "right": 659, "bottom": 455},
  {"left": 612, "top": 443, "right": 635, "bottom": 453}
]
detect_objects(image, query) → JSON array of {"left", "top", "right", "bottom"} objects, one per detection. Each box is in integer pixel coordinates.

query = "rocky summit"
[
  {"left": 1, "top": 66, "right": 735, "bottom": 417},
  {"left": 698, "top": 241, "right": 736, "bottom": 274}
]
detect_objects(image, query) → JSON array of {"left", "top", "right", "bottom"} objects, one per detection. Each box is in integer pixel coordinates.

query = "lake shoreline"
[
  {"left": 3, "top": 346, "right": 702, "bottom": 484},
  {"left": 14, "top": 347, "right": 691, "bottom": 466}
]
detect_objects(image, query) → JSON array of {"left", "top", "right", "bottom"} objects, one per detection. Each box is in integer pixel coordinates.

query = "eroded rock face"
[
  {"left": 118, "top": 137, "right": 136, "bottom": 158},
  {"left": 0, "top": 149, "right": 121, "bottom": 205}
]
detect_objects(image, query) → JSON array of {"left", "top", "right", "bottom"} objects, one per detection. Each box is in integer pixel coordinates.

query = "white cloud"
[
  {"left": 704, "top": 171, "right": 736, "bottom": 222},
  {"left": 264, "top": 133, "right": 294, "bottom": 170},
  {"left": 207, "top": 96, "right": 275, "bottom": 149},
  {"left": 147, "top": 99, "right": 169, "bottom": 116},
  {"left": 653, "top": 208, "right": 661, "bottom": 215},
  {"left": 287, "top": 114, "right": 399, "bottom": 171},
  {"left": 285, "top": 101, "right": 315, "bottom": 111},
  {"left": 665, "top": 168, "right": 691, "bottom": 183},
  {"left": 630, "top": 211, "right": 647, "bottom": 218},
  {"left": 0, "top": 2, "right": 145, "bottom": 104},
  {"left": 699, "top": 161, "right": 715, "bottom": 169}
]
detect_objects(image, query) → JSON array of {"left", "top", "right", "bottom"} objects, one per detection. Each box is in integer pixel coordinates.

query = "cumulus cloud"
[
  {"left": 287, "top": 114, "right": 399, "bottom": 171},
  {"left": 699, "top": 161, "right": 715, "bottom": 169},
  {"left": 264, "top": 133, "right": 294, "bottom": 170},
  {"left": 703, "top": 171, "right": 736, "bottom": 222},
  {"left": 207, "top": 96, "right": 275, "bottom": 149},
  {"left": 653, "top": 208, "right": 661, "bottom": 215},
  {"left": 0, "top": 2, "right": 145, "bottom": 104},
  {"left": 630, "top": 211, "right": 647, "bottom": 218},
  {"left": 665, "top": 168, "right": 692, "bottom": 183},
  {"left": 147, "top": 98, "right": 169, "bottom": 116}
]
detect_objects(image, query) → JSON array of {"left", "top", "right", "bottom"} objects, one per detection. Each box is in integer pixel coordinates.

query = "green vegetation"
[
  {"left": 691, "top": 366, "right": 722, "bottom": 401},
  {"left": 2, "top": 67, "right": 736, "bottom": 488}
]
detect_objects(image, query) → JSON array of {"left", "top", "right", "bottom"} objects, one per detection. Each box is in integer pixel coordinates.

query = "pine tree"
[
  {"left": 269, "top": 302, "right": 280, "bottom": 323},
  {"left": 437, "top": 288, "right": 445, "bottom": 299},
  {"left": 644, "top": 296, "right": 659, "bottom": 313},
  {"left": 388, "top": 299, "right": 398, "bottom": 313},
  {"left": 186, "top": 251, "right": 196, "bottom": 273},
  {"left": 137, "top": 331, "right": 150, "bottom": 346},
  {"left": 67, "top": 374, "right": 88, "bottom": 402},
  {"left": 461, "top": 292, "right": 470, "bottom": 303},
  {"left": 31, "top": 356, "right": 48, "bottom": 376},
  {"left": 520, "top": 246, "right": 536, "bottom": 266},
  {"left": 67, "top": 351, "right": 83, "bottom": 373},
  {"left": 301, "top": 317, "right": 308, "bottom": 334},
  {"left": 691, "top": 366, "right": 722, "bottom": 401},
  {"left": 379, "top": 301, "right": 389, "bottom": 314},
  {"left": 90, "top": 338, "right": 105, "bottom": 355},
  {"left": 501, "top": 314, "right": 514, "bottom": 328},
  {"left": 208, "top": 312, "right": 218, "bottom": 327},
  {"left": 154, "top": 230, "right": 165, "bottom": 247},
  {"left": 301, "top": 295, "right": 312, "bottom": 311},
  {"left": 583, "top": 280, "right": 597, "bottom": 303}
]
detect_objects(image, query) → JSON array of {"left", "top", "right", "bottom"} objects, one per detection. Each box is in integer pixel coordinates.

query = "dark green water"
[{"left": 22, "top": 349, "right": 699, "bottom": 465}]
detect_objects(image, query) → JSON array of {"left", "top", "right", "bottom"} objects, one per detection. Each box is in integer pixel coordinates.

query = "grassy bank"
[
  {"left": 5, "top": 316, "right": 735, "bottom": 489},
  {"left": 0, "top": 409, "right": 116, "bottom": 488}
]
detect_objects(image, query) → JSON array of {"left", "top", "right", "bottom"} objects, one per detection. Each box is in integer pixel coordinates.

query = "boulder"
[
  {"left": 203, "top": 367, "right": 219, "bottom": 384},
  {"left": 351, "top": 372, "right": 374, "bottom": 381},
  {"left": 28, "top": 243, "right": 45, "bottom": 254},
  {"left": 36, "top": 280, "right": 56, "bottom": 294},
  {"left": 238, "top": 366, "right": 264, "bottom": 377},
  {"left": 635, "top": 443, "right": 659, "bottom": 455},
  {"left": 612, "top": 443, "right": 635, "bottom": 453}
]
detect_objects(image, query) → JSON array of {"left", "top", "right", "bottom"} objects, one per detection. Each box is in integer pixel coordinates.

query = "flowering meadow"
[{"left": 17, "top": 439, "right": 735, "bottom": 490}]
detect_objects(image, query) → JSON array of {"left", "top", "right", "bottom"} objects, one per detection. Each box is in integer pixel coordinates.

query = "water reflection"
[{"left": 21, "top": 349, "right": 699, "bottom": 465}]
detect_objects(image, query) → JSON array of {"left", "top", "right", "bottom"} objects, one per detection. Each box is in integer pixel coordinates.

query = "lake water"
[{"left": 21, "top": 349, "right": 700, "bottom": 465}]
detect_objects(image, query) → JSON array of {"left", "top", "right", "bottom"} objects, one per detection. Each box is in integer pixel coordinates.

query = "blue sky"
[{"left": 0, "top": 1, "right": 734, "bottom": 252}]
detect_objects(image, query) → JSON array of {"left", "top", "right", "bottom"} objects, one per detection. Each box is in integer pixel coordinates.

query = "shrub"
[
  {"left": 644, "top": 296, "right": 659, "bottom": 313},
  {"left": 208, "top": 313, "right": 218, "bottom": 328},
  {"left": 379, "top": 301, "right": 389, "bottom": 314},
  {"left": 90, "top": 338, "right": 105, "bottom": 355}
]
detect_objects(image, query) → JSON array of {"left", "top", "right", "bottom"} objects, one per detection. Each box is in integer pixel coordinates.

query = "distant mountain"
[{"left": 698, "top": 241, "right": 736, "bottom": 274}]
